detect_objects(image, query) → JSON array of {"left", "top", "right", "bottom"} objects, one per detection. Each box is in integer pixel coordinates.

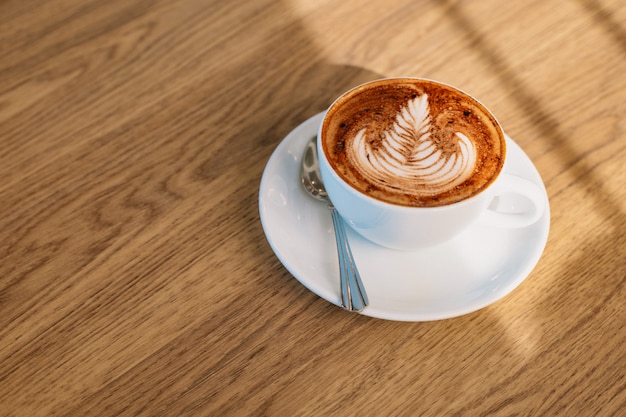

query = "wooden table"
[{"left": 1, "top": 0, "right": 625, "bottom": 415}]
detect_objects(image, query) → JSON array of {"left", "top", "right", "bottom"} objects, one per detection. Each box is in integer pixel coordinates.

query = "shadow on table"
[{"left": 576, "top": 0, "right": 626, "bottom": 54}]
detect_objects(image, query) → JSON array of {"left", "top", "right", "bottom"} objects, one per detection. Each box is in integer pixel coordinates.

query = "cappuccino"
[{"left": 321, "top": 78, "right": 505, "bottom": 207}]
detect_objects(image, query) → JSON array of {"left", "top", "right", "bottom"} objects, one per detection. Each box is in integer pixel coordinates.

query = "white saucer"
[{"left": 259, "top": 113, "right": 550, "bottom": 321}]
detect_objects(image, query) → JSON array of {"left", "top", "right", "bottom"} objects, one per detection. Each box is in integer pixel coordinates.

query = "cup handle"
[{"left": 481, "top": 174, "right": 546, "bottom": 228}]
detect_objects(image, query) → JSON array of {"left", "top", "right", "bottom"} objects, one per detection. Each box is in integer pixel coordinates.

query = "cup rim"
[{"left": 318, "top": 77, "right": 507, "bottom": 211}]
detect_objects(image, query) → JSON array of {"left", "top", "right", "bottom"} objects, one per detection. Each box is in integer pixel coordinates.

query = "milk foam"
[{"left": 348, "top": 94, "right": 477, "bottom": 195}]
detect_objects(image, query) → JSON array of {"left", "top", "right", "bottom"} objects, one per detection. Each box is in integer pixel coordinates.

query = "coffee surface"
[{"left": 321, "top": 78, "right": 505, "bottom": 207}]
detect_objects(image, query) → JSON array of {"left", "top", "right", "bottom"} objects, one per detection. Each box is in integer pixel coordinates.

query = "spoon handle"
[{"left": 328, "top": 205, "right": 369, "bottom": 312}]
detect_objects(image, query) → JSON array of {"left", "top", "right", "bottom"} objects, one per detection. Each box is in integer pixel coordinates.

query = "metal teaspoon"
[{"left": 300, "top": 136, "right": 369, "bottom": 312}]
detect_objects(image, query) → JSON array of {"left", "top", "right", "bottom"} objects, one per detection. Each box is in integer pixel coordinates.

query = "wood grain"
[{"left": 1, "top": 0, "right": 625, "bottom": 415}]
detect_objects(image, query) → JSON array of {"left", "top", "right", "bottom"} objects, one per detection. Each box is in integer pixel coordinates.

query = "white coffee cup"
[{"left": 317, "top": 78, "right": 546, "bottom": 250}]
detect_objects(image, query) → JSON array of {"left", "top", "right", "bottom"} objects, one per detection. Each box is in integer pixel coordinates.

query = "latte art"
[
  {"left": 348, "top": 95, "right": 477, "bottom": 195},
  {"left": 321, "top": 78, "right": 505, "bottom": 207}
]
